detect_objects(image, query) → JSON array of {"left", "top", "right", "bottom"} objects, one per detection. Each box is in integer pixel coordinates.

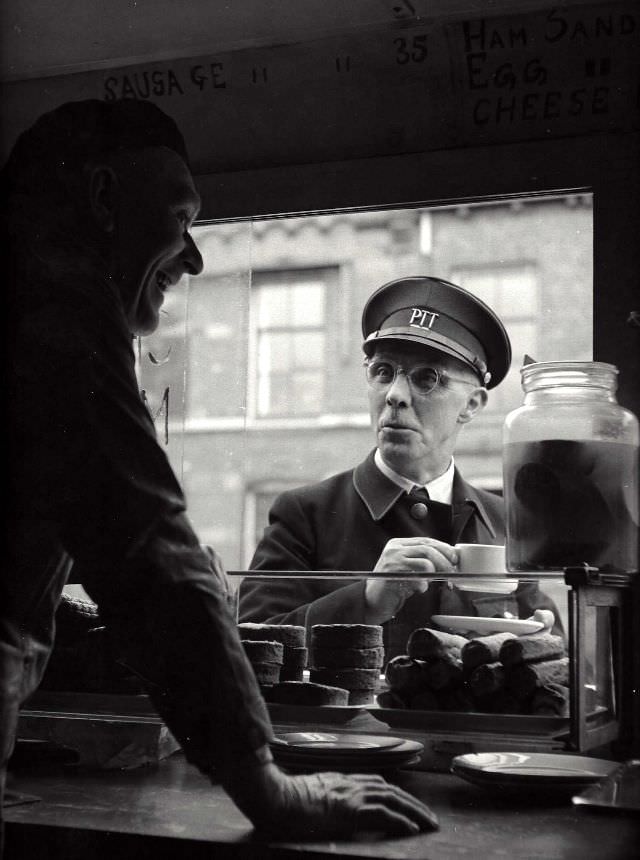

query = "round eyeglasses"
[{"left": 364, "top": 358, "right": 476, "bottom": 396}]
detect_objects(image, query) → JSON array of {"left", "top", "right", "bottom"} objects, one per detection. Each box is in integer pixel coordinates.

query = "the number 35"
[{"left": 394, "top": 35, "right": 428, "bottom": 65}]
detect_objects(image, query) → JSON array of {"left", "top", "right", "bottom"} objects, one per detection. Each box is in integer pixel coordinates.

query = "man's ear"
[
  {"left": 88, "top": 164, "right": 120, "bottom": 233},
  {"left": 458, "top": 386, "right": 488, "bottom": 424}
]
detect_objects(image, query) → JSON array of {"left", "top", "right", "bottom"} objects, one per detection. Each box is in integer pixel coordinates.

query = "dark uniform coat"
[{"left": 240, "top": 450, "right": 561, "bottom": 659}]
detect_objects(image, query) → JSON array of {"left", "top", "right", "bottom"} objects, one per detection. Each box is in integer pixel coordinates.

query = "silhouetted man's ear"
[{"left": 88, "top": 164, "right": 120, "bottom": 233}]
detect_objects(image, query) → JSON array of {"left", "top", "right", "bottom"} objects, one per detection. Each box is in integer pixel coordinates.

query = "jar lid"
[{"left": 520, "top": 360, "right": 618, "bottom": 391}]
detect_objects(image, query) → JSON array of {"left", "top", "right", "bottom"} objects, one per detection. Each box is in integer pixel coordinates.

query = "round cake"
[
  {"left": 282, "top": 646, "right": 308, "bottom": 669},
  {"left": 310, "top": 624, "right": 383, "bottom": 650},
  {"left": 251, "top": 662, "right": 282, "bottom": 685},
  {"left": 240, "top": 639, "right": 284, "bottom": 664},
  {"left": 310, "top": 645, "right": 384, "bottom": 669},
  {"left": 263, "top": 681, "right": 349, "bottom": 707},
  {"left": 309, "top": 667, "right": 380, "bottom": 690},
  {"left": 238, "top": 623, "right": 306, "bottom": 649},
  {"left": 279, "top": 665, "right": 305, "bottom": 682}
]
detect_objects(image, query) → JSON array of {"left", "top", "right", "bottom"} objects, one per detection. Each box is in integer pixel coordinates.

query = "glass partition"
[
  {"left": 228, "top": 570, "right": 573, "bottom": 720},
  {"left": 136, "top": 194, "right": 593, "bottom": 573}
]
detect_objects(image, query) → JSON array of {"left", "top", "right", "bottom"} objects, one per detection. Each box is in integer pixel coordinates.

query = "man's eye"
[
  {"left": 371, "top": 362, "right": 394, "bottom": 380},
  {"left": 412, "top": 367, "right": 439, "bottom": 391}
]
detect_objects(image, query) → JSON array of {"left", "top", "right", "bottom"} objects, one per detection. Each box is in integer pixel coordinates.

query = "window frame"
[
  {"left": 248, "top": 266, "right": 335, "bottom": 420},
  {"left": 193, "top": 132, "right": 639, "bottom": 421}
]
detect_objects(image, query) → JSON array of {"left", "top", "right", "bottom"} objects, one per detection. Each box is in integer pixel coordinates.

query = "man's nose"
[
  {"left": 385, "top": 370, "right": 412, "bottom": 406},
  {"left": 183, "top": 232, "right": 204, "bottom": 276}
]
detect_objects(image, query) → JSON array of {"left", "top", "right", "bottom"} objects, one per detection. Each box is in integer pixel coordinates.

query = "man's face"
[
  {"left": 110, "top": 147, "right": 203, "bottom": 336},
  {"left": 367, "top": 341, "right": 486, "bottom": 481}
]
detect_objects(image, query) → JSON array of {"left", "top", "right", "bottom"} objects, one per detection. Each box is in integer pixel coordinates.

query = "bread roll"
[
  {"left": 461, "top": 632, "right": 517, "bottom": 671},
  {"left": 499, "top": 634, "right": 565, "bottom": 667},
  {"left": 424, "top": 654, "right": 464, "bottom": 691},
  {"left": 468, "top": 661, "right": 506, "bottom": 697},
  {"left": 384, "top": 656, "right": 430, "bottom": 696},
  {"left": 505, "top": 657, "right": 570, "bottom": 700},
  {"left": 407, "top": 627, "right": 469, "bottom": 660}
]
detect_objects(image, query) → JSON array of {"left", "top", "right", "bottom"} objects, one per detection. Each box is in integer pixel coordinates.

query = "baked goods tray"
[{"left": 268, "top": 700, "right": 569, "bottom": 738}]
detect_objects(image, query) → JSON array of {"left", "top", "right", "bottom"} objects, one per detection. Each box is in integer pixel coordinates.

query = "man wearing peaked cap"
[
  {"left": 361, "top": 276, "right": 512, "bottom": 389},
  {"left": 241, "top": 276, "right": 561, "bottom": 660}
]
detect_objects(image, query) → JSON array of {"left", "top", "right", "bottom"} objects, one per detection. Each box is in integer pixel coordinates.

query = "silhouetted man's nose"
[{"left": 183, "top": 233, "right": 204, "bottom": 276}]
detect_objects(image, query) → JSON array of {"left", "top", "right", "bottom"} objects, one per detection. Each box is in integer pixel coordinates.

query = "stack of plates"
[
  {"left": 271, "top": 732, "right": 423, "bottom": 773},
  {"left": 451, "top": 752, "right": 618, "bottom": 798}
]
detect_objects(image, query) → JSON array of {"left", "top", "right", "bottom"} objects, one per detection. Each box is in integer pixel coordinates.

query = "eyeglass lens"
[{"left": 366, "top": 360, "right": 439, "bottom": 394}]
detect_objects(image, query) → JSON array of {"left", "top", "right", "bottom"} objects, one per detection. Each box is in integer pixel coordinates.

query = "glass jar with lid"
[{"left": 503, "top": 361, "right": 639, "bottom": 573}]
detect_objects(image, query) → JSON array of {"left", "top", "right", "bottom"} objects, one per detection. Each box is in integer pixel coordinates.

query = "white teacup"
[{"left": 453, "top": 544, "right": 517, "bottom": 593}]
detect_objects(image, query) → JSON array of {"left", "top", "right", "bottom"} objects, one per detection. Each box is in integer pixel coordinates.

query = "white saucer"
[
  {"left": 452, "top": 752, "right": 618, "bottom": 794},
  {"left": 431, "top": 615, "right": 544, "bottom": 635},
  {"left": 271, "top": 733, "right": 424, "bottom": 773},
  {"left": 455, "top": 578, "right": 518, "bottom": 594}
]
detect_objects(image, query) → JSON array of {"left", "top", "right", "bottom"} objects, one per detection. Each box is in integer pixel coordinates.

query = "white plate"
[
  {"left": 431, "top": 615, "right": 544, "bottom": 635},
  {"left": 272, "top": 733, "right": 405, "bottom": 753},
  {"left": 455, "top": 578, "right": 518, "bottom": 594},
  {"left": 272, "top": 735, "right": 424, "bottom": 773},
  {"left": 452, "top": 752, "right": 618, "bottom": 792}
]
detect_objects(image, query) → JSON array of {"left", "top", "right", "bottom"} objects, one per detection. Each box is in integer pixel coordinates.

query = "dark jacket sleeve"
[
  {"left": 14, "top": 289, "right": 274, "bottom": 776},
  {"left": 240, "top": 490, "right": 370, "bottom": 629}
]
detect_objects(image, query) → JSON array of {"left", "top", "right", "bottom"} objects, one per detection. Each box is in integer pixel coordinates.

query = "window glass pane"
[
  {"left": 291, "top": 370, "right": 324, "bottom": 414},
  {"left": 497, "top": 267, "right": 538, "bottom": 315},
  {"left": 458, "top": 273, "right": 497, "bottom": 308},
  {"left": 136, "top": 196, "right": 592, "bottom": 571},
  {"left": 258, "top": 285, "right": 290, "bottom": 327},
  {"left": 263, "top": 374, "right": 289, "bottom": 415},
  {"left": 252, "top": 269, "right": 330, "bottom": 417},
  {"left": 259, "top": 331, "right": 291, "bottom": 372},
  {"left": 291, "top": 282, "right": 325, "bottom": 326},
  {"left": 292, "top": 331, "right": 324, "bottom": 367}
]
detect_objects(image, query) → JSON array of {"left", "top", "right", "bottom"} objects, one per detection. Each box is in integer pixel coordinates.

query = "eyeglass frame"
[{"left": 363, "top": 356, "right": 480, "bottom": 396}]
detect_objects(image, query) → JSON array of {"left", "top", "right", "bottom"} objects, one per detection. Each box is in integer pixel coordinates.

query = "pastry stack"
[
  {"left": 309, "top": 624, "right": 384, "bottom": 705},
  {"left": 238, "top": 622, "right": 308, "bottom": 681},
  {"left": 240, "top": 639, "right": 283, "bottom": 688}
]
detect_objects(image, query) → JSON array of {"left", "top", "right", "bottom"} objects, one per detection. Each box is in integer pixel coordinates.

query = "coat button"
[{"left": 410, "top": 502, "right": 429, "bottom": 520}]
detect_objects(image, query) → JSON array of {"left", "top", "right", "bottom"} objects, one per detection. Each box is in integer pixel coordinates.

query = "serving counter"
[
  {"left": 5, "top": 750, "right": 639, "bottom": 860},
  {"left": 7, "top": 566, "right": 638, "bottom": 859}
]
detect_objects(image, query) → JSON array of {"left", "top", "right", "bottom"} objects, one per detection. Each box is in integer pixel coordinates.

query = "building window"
[
  {"left": 251, "top": 268, "right": 332, "bottom": 417},
  {"left": 450, "top": 264, "right": 539, "bottom": 414}
]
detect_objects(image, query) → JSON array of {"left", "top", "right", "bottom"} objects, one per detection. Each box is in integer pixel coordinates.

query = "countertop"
[{"left": 5, "top": 753, "right": 639, "bottom": 860}]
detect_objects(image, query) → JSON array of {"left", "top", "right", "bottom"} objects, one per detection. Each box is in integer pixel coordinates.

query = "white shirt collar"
[{"left": 374, "top": 448, "right": 455, "bottom": 504}]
